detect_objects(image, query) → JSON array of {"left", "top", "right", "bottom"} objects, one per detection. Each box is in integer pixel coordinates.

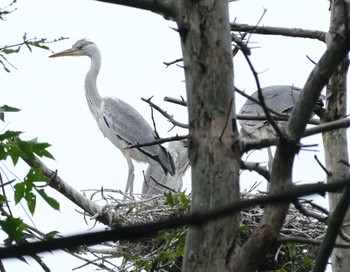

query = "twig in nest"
[
  {"left": 292, "top": 199, "right": 327, "bottom": 222},
  {"left": 150, "top": 176, "right": 177, "bottom": 193}
]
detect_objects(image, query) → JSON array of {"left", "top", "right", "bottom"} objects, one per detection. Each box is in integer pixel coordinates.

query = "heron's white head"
[{"left": 49, "top": 38, "right": 97, "bottom": 58}]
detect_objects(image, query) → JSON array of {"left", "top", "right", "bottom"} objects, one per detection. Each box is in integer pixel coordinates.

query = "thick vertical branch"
[
  {"left": 232, "top": 3, "right": 350, "bottom": 271},
  {"left": 176, "top": 1, "right": 240, "bottom": 271},
  {"left": 322, "top": 1, "right": 350, "bottom": 271}
]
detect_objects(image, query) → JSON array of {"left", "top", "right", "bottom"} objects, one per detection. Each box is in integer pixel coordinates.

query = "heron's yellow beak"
[{"left": 49, "top": 48, "right": 77, "bottom": 58}]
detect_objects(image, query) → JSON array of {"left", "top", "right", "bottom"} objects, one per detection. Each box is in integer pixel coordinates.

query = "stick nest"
[{"left": 83, "top": 190, "right": 327, "bottom": 272}]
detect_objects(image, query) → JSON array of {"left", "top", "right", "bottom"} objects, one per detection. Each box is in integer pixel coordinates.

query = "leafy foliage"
[
  {"left": 0, "top": 0, "right": 16, "bottom": 21},
  {"left": 0, "top": 1, "right": 67, "bottom": 73},
  {"left": 124, "top": 192, "right": 190, "bottom": 272},
  {"left": 0, "top": 104, "right": 20, "bottom": 122},
  {"left": 0, "top": 106, "right": 60, "bottom": 271}
]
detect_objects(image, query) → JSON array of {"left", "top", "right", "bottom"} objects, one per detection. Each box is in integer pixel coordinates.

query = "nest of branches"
[
  {"left": 83, "top": 190, "right": 327, "bottom": 272},
  {"left": 241, "top": 197, "right": 326, "bottom": 271}
]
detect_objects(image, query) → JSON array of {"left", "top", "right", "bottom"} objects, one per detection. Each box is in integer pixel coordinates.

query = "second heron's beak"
[{"left": 49, "top": 48, "right": 77, "bottom": 58}]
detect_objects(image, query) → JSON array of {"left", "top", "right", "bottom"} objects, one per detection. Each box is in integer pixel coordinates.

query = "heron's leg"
[
  {"left": 124, "top": 150, "right": 135, "bottom": 195},
  {"left": 266, "top": 147, "right": 274, "bottom": 192},
  {"left": 126, "top": 160, "right": 135, "bottom": 194}
]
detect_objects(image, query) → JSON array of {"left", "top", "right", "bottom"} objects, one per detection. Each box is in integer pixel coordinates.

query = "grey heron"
[
  {"left": 49, "top": 39, "right": 175, "bottom": 194},
  {"left": 239, "top": 85, "right": 324, "bottom": 178},
  {"left": 239, "top": 85, "right": 324, "bottom": 139},
  {"left": 142, "top": 140, "right": 189, "bottom": 198}
]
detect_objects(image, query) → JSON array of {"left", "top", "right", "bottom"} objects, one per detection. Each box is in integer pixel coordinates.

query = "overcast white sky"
[{"left": 1, "top": 0, "right": 337, "bottom": 271}]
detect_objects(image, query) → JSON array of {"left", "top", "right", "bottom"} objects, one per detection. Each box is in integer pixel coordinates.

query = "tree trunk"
[
  {"left": 176, "top": 1, "right": 240, "bottom": 271},
  {"left": 323, "top": 1, "right": 350, "bottom": 271}
]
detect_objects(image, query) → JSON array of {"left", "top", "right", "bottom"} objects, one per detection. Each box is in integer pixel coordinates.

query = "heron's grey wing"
[
  {"left": 142, "top": 140, "right": 189, "bottom": 197},
  {"left": 100, "top": 97, "right": 175, "bottom": 175},
  {"left": 239, "top": 85, "right": 302, "bottom": 138},
  {"left": 243, "top": 85, "right": 302, "bottom": 114},
  {"left": 101, "top": 97, "right": 159, "bottom": 154}
]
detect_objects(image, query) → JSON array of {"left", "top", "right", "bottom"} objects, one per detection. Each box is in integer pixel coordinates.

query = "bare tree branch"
[
  {"left": 164, "top": 96, "right": 187, "bottom": 106},
  {"left": 277, "top": 236, "right": 350, "bottom": 248},
  {"left": 22, "top": 157, "right": 114, "bottom": 226},
  {"left": 93, "top": 0, "right": 179, "bottom": 19},
  {"left": 127, "top": 134, "right": 187, "bottom": 149},
  {"left": 241, "top": 161, "right": 270, "bottom": 181},
  {"left": 286, "top": 26, "right": 350, "bottom": 140},
  {"left": 313, "top": 186, "right": 350, "bottom": 272},
  {"left": 0, "top": 179, "right": 349, "bottom": 259},
  {"left": 292, "top": 200, "right": 327, "bottom": 223},
  {"left": 237, "top": 18, "right": 350, "bottom": 272},
  {"left": 230, "top": 23, "right": 326, "bottom": 42},
  {"left": 141, "top": 96, "right": 188, "bottom": 129}
]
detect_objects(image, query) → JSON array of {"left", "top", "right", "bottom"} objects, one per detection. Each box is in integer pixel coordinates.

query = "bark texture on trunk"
[
  {"left": 323, "top": 2, "right": 350, "bottom": 271},
  {"left": 176, "top": 1, "right": 241, "bottom": 271}
]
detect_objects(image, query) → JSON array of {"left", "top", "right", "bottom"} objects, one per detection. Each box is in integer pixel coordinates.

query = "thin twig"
[
  {"left": 219, "top": 98, "right": 233, "bottom": 141},
  {"left": 230, "top": 23, "right": 326, "bottom": 42},
  {"left": 163, "top": 58, "right": 183, "bottom": 67},
  {"left": 277, "top": 236, "right": 350, "bottom": 248},
  {"left": 314, "top": 155, "right": 333, "bottom": 177},
  {"left": 142, "top": 97, "right": 188, "bottom": 129},
  {"left": 127, "top": 135, "right": 188, "bottom": 149},
  {"left": 163, "top": 96, "right": 187, "bottom": 107},
  {"left": 292, "top": 200, "right": 327, "bottom": 222}
]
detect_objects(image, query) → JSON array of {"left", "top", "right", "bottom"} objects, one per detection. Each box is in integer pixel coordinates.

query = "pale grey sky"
[{"left": 2, "top": 0, "right": 336, "bottom": 271}]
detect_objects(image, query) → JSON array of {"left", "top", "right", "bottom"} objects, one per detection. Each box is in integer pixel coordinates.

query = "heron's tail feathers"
[{"left": 157, "top": 146, "right": 176, "bottom": 176}]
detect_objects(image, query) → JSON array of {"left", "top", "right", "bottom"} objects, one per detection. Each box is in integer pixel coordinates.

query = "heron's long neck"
[{"left": 85, "top": 50, "right": 103, "bottom": 120}]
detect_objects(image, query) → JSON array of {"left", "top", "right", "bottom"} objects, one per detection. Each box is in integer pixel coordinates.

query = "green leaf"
[
  {"left": 25, "top": 167, "right": 49, "bottom": 183},
  {"left": 165, "top": 192, "right": 175, "bottom": 206},
  {"left": 36, "top": 188, "right": 60, "bottom": 211},
  {"left": 302, "top": 256, "right": 313, "bottom": 268},
  {"left": 178, "top": 192, "right": 190, "bottom": 210},
  {"left": 0, "top": 194, "right": 8, "bottom": 205},
  {"left": 24, "top": 190, "right": 36, "bottom": 215},
  {"left": 0, "top": 105, "right": 20, "bottom": 121},
  {"left": 14, "top": 182, "right": 25, "bottom": 204},
  {"left": 30, "top": 139, "right": 54, "bottom": 159},
  {"left": 31, "top": 254, "right": 51, "bottom": 272},
  {"left": 0, "top": 105, "right": 21, "bottom": 112},
  {"left": 44, "top": 230, "right": 60, "bottom": 240},
  {"left": 2, "top": 48, "right": 20, "bottom": 55},
  {"left": 27, "top": 41, "right": 50, "bottom": 51},
  {"left": 240, "top": 225, "right": 249, "bottom": 234},
  {"left": 0, "top": 130, "right": 21, "bottom": 142},
  {"left": 1, "top": 216, "right": 26, "bottom": 246}
]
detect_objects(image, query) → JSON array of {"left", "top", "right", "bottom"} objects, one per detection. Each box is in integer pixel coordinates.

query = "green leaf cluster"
[
  {"left": 0, "top": 130, "right": 54, "bottom": 165},
  {"left": 128, "top": 192, "right": 190, "bottom": 271},
  {"left": 14, "top": 168, "right": 60, "bottom": 214},
  {"left": 0, "top": 107, "right": 61, "bottom": 271},
  {"left": 165, "top": 191, "right": 190, "bottom": 211},
  {"left": 277, "top": 243, "right": 315, "bottom": 272},
  {"left": 0, "top": 104, "right": 20, "bottom": 122}
]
